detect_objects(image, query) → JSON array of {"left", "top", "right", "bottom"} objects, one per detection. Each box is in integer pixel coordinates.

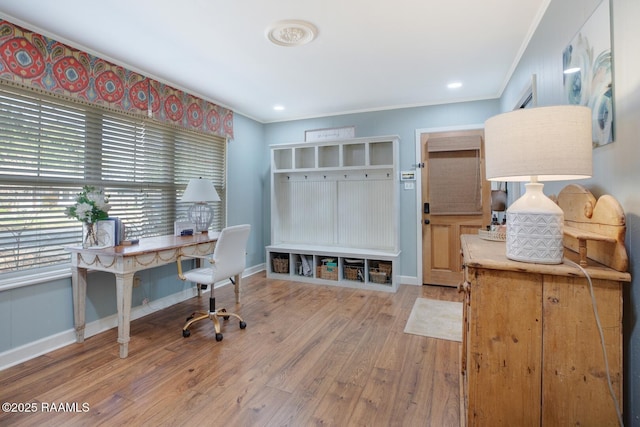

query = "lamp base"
[
  {"left": 506, "top": 183, "right": 564, "bottom": 264},
  {"left": 188, "top": 202, "right": 214, "bottom": 233}
]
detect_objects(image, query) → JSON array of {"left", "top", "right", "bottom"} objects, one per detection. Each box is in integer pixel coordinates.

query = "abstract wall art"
[{"left": 562, "top": 0, "right": 613, "bottom": 147}]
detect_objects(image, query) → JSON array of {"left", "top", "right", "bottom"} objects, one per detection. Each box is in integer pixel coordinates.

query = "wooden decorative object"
[{"left": 558, "top": 184, "right": 628, "bottom": 271}]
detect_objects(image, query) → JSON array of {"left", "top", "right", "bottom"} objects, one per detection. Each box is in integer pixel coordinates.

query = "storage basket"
[
  {"left": 344, "top": 265, "right": 364, "bottom": 281},
  {"left": 316, "top": 265, "right": 338, "bottom": 281},
  {"left": 272, "top": 257, "right": 289, "bottom": 274},
  {"left": 377, "top": 262, "right": 392, "bottom": 276},
  {"left": 369, "top": 268, "right": 388, "bottom": 284}
]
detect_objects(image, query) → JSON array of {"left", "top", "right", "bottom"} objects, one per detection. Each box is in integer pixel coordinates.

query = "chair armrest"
[{"left": 176, "top": 254, "right": 215, "bottom": 281}]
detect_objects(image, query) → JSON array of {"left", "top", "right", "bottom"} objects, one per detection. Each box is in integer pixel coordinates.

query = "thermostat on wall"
[{"left": 400, "top": 171, "right": 415, "bottom": 181}]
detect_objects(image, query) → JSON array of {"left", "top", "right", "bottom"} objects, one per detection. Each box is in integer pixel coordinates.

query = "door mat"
[{"left": 404, "top": 298, "right": 462, "bottom": 342}]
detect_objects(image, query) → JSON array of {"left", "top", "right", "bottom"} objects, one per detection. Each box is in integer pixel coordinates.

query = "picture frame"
[
  {"left": 96, "top": 219, "right": 117, "bottom": 247},
  {"left": 562, "top": 0, "right": 613, "bottom": 147},
  {"left": 304, "top": 126, "right": 355, "bottom": 142}
]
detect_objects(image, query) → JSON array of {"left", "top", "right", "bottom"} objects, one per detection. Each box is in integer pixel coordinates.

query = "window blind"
[
  {"left": 427, "top": 136, "right": 482, "bottom": 215},
  {"left": 0, "top": 82, "right": 226, "bottom": 274}
]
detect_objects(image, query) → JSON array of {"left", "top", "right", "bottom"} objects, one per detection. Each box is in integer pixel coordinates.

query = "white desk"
[{"left": 66, "top": 233, "right": 220, "bottom": 358}]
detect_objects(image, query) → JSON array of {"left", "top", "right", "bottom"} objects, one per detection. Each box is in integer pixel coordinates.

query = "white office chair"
[{"left": 176, "top": 224, "right": 251, "bottom": 341}]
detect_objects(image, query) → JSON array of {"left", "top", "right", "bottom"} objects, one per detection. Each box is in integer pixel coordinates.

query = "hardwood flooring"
[{"left": 0, "top": 272, "right": 462, "bottom": 426}]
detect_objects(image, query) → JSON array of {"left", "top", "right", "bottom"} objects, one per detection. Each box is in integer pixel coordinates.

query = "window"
[
  {"left": 427, "top": 135, "right": 483, "bottom": 215},
  {"left": 0, "top": 82, "right": 226, "bottom": 274}
]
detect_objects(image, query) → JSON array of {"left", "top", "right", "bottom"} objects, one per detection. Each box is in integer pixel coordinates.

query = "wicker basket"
[
  {"left": 369, "top": 268, "right": 388, "bottom": 284},
  {"left": 317, "top": 265, "right": 338, "bottom": 281},
  {"left": 478, "top": 228, "right": 506, "bottom": 242},
  {"left": 272, "top": 257, "right": 289, "bottom": 274},
  {"left": 344, "top": 265, "right": 364, "bottom": 281},
  {"left": 377, "top": 262, "right": 392, "bottom": 276}
]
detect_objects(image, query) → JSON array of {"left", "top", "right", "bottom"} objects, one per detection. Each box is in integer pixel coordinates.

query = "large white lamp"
[
  {"left": 484, "top": 105, "right": 592, "bottom": 264},
  {"left": 180, "top": 178, "right": 220, "bottom": 233}
]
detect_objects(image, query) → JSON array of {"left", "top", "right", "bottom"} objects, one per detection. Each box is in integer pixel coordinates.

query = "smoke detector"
[{"left": 266, "top": 20, "right": 318, "bottom": 47}]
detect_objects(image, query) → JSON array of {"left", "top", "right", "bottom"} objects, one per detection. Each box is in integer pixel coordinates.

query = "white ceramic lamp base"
[{"left": 506, "top": 183, "right": 564, "bottom": 264}]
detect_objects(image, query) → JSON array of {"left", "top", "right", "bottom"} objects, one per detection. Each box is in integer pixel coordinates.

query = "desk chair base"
[{"left": 182, "top": 296, "right": 246, "bottom": 341}]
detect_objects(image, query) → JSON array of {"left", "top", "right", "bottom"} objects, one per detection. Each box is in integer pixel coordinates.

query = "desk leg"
[
  {"left": 71, "top": 267, "right": 87, "bottom": 343},
  {"left": 115, "top": 272, "right": 134, "bottom": 358},
  {"left": 234, "top": 273, "right": 241, "bottom": 304}
]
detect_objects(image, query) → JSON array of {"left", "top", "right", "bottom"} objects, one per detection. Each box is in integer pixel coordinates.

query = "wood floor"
[{"left": 0, "top": 272, "right": 462, "bottom": 426}]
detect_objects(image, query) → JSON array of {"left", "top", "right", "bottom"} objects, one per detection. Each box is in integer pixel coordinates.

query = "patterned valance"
[{"left": 0, "top": 19, "right": 233, "bottom": 139}]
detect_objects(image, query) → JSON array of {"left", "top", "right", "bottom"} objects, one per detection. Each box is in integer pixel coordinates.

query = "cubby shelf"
[
  {"left": 266, "top": 244, "right": 400, "bottom": 292},
  {"left": 271, "top": 136, "right": 395, "bottom": 172},
  {"left": 268, "top": 135, "right": 400, "bottom": 292}
]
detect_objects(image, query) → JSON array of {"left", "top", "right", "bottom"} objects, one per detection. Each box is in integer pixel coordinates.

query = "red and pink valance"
[{"left": 0, "top": 20, "right": 233, "bottom": 139}]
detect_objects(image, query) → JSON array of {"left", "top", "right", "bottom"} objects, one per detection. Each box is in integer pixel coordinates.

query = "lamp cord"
[{"left": 565, "top": 259, "right": 624, "bottom": 427}]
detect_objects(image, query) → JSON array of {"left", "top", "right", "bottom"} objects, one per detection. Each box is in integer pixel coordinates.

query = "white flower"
[
  {"left": 75, "top": 202, "right": 93, "bottom": 222},
  {"left": 65, "top": 185, "right": 111, "bottom": 224}
]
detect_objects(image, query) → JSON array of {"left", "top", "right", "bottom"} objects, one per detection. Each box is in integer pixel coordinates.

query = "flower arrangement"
[
  {"left": 65, "top": 185, "right": 111, "bottom": 224},
  {"left": 66, "top": 186, "right": 111, "bottom": 247}
]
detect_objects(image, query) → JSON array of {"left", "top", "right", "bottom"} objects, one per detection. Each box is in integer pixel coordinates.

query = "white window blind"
[{"left": 0, "top": 82, "right": 226, "bottom": 274}]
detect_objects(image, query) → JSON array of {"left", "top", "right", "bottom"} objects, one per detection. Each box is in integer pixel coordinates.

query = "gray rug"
[{"left": 404, "top": 298, "right": 463, "bottom": 342}]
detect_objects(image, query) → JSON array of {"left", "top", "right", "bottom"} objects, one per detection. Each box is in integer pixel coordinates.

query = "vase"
[{"left": 83, "top": 222, "right": 99, "bottom": 248}]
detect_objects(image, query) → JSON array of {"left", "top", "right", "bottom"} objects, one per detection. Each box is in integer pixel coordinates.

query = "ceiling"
[{"left": 0, "top": 0, "right": 550, "bottom": 123}]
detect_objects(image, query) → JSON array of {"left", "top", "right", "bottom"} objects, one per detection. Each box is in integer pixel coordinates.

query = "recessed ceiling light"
[
  {"left": 448, "top": 82, "right": 463, "bottom": 89},
  {"left": 266, "top": 20, "right": 317, "bottom": 47},
  {"left": 273, "top": 105, "right": 285, "bottom": 111}
]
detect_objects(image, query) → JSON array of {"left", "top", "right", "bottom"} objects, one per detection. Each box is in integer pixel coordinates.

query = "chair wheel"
[
  {"left": 239, "top": 321, "right": 247, "bottom": 329},
  {"left": 182, "top": 329, "right": 191, "bottom": 338},
  {"left": 215, "top": 333, "right": 223, "bottom": 342}
]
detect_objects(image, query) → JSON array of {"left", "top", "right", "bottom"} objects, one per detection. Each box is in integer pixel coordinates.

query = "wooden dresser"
[{"left": 459, "top": 185, "right": 631, "bottom": 426}]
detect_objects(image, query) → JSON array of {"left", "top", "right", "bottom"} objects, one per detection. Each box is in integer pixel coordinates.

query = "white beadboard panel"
[
  {"left": 275, "top": 180, "right": 336, "bottom": 245},
  {"left": 337, "top": 178, "right": 394, "bottom": 249}
]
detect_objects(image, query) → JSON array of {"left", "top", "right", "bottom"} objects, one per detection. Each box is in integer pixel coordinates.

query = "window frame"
[{"left": 0, "top": 81, "right": 227, "bottom": 282}]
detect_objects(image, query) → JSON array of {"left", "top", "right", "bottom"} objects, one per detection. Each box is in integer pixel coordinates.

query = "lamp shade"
[
  {"left": 484, "top": 105, "right": 592, "bottom": 182},
  {"left": 483, "top": 105, "right": 593, "bottom": 265},
  {"left": 180, "top": 178, "right": 220, "bottom": 202}
]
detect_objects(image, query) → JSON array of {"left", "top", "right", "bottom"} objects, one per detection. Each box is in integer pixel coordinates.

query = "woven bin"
[
  {"left": 272, "top": 257, "right": 289, "bottom": 274},
  {"left": 316, "top": 265, "right": 338, "bottom": 281},
  {"left": 369, "top": 268, "right": 388, "bottom": 284},
  {"left": 377, "top": 262, "right": 392, "bottom": 276},
  {"left": 344, "top": 265, "right": 363, "bottom": 281}
]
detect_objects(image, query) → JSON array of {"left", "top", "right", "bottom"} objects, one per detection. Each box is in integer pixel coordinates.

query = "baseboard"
[
  {"left": 0, "top": 266, "right": 266, "bottom": 371},
  {"left": 399, "top": 275, "right": 419, "bottom": 286}
]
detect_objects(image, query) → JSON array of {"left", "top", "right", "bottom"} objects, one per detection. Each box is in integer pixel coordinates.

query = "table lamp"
[
  {"left": 484, "top": 105, "right": 592, "bottom": 264},
  {"left": 180, "top": 178, "right": 220, "bottom": 233}
]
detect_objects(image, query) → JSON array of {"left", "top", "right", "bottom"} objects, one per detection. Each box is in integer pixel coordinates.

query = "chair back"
[{"left": 210, "top": 224, "right": 251, "bottom": 281}]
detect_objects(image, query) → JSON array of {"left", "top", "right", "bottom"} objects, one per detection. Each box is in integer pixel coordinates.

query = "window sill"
[{"left": 0, "top": 266, "right": 72, "bottom": 292}]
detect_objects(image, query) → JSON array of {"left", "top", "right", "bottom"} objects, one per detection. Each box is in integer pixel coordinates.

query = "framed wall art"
[{"left": 562, "top": 0, "right": 613, "bottom": 147}]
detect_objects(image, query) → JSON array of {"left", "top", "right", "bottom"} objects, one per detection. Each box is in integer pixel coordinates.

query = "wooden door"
[{"left": 421, "top": 129, "right": 490, "bottom": 286}]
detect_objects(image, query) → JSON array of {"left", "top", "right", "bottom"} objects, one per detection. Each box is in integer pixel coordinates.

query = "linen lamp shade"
[{"left": 484, "top": 105, "right": 592, "bottom": 264}]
